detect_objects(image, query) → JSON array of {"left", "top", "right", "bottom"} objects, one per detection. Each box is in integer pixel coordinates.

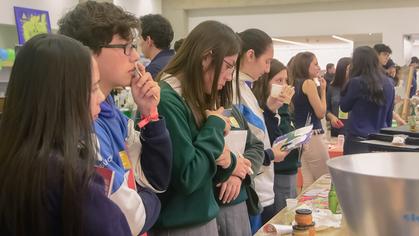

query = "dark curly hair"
[
  {"left": 58, "top": 1, "right": 140, "bottom": 54},
  {"left": 140, "top": 14, "right": 174, "bottom": 50}
]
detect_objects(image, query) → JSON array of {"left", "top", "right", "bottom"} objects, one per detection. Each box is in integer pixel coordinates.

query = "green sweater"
[
  {"left": 214, "top": 105, "right": 264, "bottom": 208},
  {"left": 155, "top": 80, "right": 236, "bottom": 229}
]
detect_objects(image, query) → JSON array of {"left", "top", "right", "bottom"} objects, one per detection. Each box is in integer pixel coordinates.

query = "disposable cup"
[{"left": 271, "top": 84, "right": 284, "bottom": 98}]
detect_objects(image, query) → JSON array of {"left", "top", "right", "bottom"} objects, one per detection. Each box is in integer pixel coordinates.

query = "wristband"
[{"left": 138, "top": 108, "right": 159, "bottom": 128}]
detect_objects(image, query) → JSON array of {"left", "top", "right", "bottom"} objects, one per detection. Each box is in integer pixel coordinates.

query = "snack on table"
[{"left": 391, "top": 134, "right": 407, "bottom": 146}]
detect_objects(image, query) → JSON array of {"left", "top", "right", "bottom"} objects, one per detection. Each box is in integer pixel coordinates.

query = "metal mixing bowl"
[{"left": 328, "top": 152, "right": 419, "bottom": 236}]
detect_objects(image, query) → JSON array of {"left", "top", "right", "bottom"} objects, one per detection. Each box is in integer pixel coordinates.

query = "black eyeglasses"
[
  {"left": 100, "top": 42, "right": 138, "bottom": 56},
  {"left": 223, "top": 59, "right": 236, "bottom": 76}
]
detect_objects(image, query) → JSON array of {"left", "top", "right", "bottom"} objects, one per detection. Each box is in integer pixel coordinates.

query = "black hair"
[
  {"left": 373, "top": 43, "right": 392, "bottom": 54},
  {"left": 238, "top": 28, "right": 272, "bottom": 58},
  {"left": 349, "top": 46, "right": 387, "bottom": 105},
  {"left": 0, "top": 33, "right": 94, "bottom": 236},
  {"left": 140, "top": 14, "right": 174, "bottom": 49},
  {"left": 410, "top": 56, "right": 419, "bottom": 65},
  {"left": 331, "top": 57, "right": 351, "bottom": 89},
  {"left": 173, "top": 38, "right": 184, "bottom": 52}
]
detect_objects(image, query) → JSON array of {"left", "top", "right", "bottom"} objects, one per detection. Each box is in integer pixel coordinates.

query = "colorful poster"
[{"left": 13, "top": 6, "right": 51, "bottom": 45}]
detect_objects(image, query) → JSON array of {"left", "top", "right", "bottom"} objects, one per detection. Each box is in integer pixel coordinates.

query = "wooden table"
[{"left": 255, "top": 174, "right": 351, "bottom": 236}]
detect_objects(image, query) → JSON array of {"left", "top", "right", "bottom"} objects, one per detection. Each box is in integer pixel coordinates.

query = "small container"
[
  {"left": 292, "top": 223, "right": 316, "bottom": 236},
  {"left": 295, "top": 209, "right": 313, "bottom": 226}
]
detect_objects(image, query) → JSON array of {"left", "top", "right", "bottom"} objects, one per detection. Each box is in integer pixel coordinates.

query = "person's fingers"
[
  {"left": 233, "top": 184, "right": 240, "bottom": 200},
  {"left": 219, "top": 183, "right": 227, "bottom": 200},
  {"left": 144, "top": 83, "right": 160, "bottom": 99},
  {"left": 223, "top": 184, "right": 233, "bottom": 203},
  {"left": 136, "top": 62, "right": 146, "bottom": 75},
  {"left": 226, "top": 184, "right": 237, "bottom": 203}
]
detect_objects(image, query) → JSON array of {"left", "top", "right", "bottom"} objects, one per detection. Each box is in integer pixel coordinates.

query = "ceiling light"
[
  {"left": 272, "top": 38, "right": 311, "bottom": 47},
  {"left": 332, "top": 35, "right": 353, "bottom": 44}
]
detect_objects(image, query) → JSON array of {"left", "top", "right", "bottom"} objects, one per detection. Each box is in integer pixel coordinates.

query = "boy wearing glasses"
[{"left": 58, "top": 2, "right": 172, "bottom": 235}]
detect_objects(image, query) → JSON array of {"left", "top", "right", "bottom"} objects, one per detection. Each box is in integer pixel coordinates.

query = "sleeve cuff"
[
  {"left": 140, "top": 116, "right": 167, "bottom": 138},
  {"left": 263, "top": 149, "right": 274, "bottom": 166},
  {"left": 263, "top": 104, "right": 277, "bottom": 117}
]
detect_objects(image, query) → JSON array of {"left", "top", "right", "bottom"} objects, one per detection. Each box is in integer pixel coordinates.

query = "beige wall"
[{"left": 163, "top": 0, "right": 419, "bottom": 65}]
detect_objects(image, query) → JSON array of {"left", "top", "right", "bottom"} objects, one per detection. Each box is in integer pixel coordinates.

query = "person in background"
[
  {"left": 373, "top": 43, "right": 392, "bottom": 68},
  {"left": 252, "top": 59, "right": 299, "bottom": 212},
  {"left": 173, "top": 38, "right": 184, "bottom": 53},
  {"left": 340, "top": 46, "right": 395, "bottom": 154},
  {"left": 290, "top": 51, "right": 330, "bottom": 189},
  {"left": 391, "top": 64, "right": 407, "bottom": 126},
  {"left": 0, "top": 34, "right": 131, "bottom": 235},
  {"left": 59, "top": 2, "right": 172, "bottom": 235},
  {"left": 152, "top": 20, "right": 242, "bottom": 236},
  {"left": 326, "top": 57, "right": 351, "bottom": 137},
  {"left": 384, "top": 59, "right": 407, "bottom": 126},
  {"left": 408, "top": 56, "right": 419, "bottom": 98},
  {"left": 235, "top": 28, "right": 288, "bottom": 230},
  {"left": 384, "top": 59, "right": 397, "bottom": 80},
  {"left": 139, "top": 14, "right": 175, "bottom": 79},
  {"left": 324, "top": 63, "right": 335, "bottom": 86}
]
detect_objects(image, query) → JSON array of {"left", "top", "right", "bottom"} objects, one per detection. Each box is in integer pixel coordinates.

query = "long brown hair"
[
  {"left": 252, "top": 59, "right": 286, "bottom": 107},
  {"left": 290, "top": 51, "right": 316, "bottom": 86},
  {"left": 0, "top": 34, "right": 95, "bottom": 236},
  {"left": 157, "top": 21, "right": 241, "bottom": 126}
]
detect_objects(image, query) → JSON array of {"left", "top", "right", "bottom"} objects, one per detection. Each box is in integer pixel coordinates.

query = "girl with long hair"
[
  {"left": 291, "top": 51, "right": 330, "bottom": 189},
  {"left": 253, "top": 59, "right": 299, "bottom": 212},
  {"left": 235, "top": 28, "right": 289, "bottom": 230},
  {"left": 340, "top": 46, "right": 394, "bottom": 154},
  {"left": 326, "top": 57, "right": 351, "bottom": 137},
  {"left": 0, "top": 34, "right": 130, "bottom": 235},
  {"left": 152, "top": 21, "right": 245, "bottom": 235}
]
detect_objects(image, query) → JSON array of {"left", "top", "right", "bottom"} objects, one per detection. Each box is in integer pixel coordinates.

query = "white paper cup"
[
  {"left": 286, "top": 198, "right": 298, "bottom": 209},
  {"left": 271, "top": 84, "right": 284, "bottom": 98}
]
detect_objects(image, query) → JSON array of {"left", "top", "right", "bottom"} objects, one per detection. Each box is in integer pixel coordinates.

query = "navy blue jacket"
[
  {"left": 340, "top": 75, "right": 394, "bottom": 138},
  {"left": 146, "top": 49, "right": 175, "bottom": 79}
]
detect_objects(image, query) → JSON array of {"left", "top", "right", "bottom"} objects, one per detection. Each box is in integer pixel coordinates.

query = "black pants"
[
  {"left": 261, "top": 204, "right": 277, "bottom": 225},
  {"left": 343, "top": 136, "right": 369, "bottom": 155}
]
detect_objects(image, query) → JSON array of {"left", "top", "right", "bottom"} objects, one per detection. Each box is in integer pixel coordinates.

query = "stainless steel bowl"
[{"left": 327, "top": 152, "right": 419, "bottom": 236}]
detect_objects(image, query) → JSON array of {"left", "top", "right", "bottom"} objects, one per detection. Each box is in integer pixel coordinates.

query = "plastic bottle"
[{"left": 328, "top": 182, "right": 341, "bottom": 214}]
